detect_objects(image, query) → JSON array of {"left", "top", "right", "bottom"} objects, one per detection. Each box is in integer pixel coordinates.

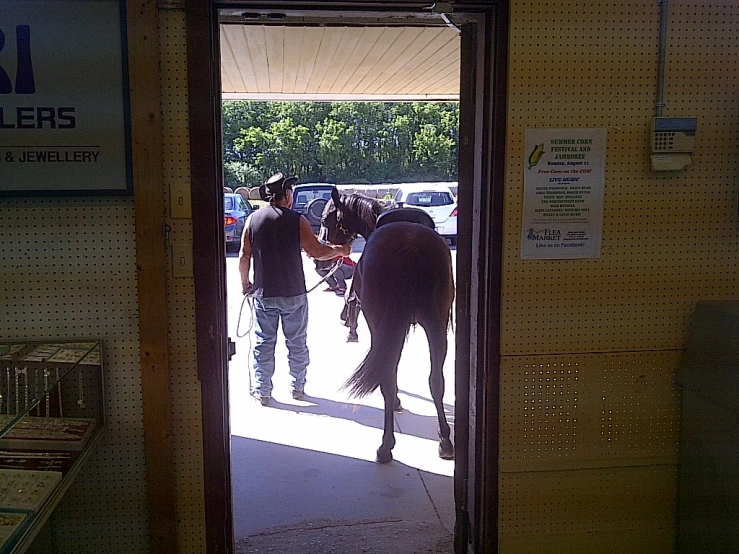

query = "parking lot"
[{"left": 225, "top": 245, "right": 457, "bottom": 542}]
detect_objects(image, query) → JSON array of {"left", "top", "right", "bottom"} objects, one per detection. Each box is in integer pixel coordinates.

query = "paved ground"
[
  {"left": 235, "top": 519, "right": 454, "bottom": 554},
  {"left": 226, "top": 243, "right": 457, "bottom": 552}
]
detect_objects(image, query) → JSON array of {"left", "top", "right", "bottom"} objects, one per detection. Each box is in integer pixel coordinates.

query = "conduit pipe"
[{"left": 656, "top": 0, "right": 670, "bottom": 117}]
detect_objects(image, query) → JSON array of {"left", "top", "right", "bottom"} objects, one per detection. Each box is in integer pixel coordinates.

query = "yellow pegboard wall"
[
  {"left": 502, "top": 0, "right": 739, "bottom": 356},
  {"left": 0, "top": 198, "right": 150, "bottom": 553},
  {"left": 499, "top": 1, "right": 739, "bottom": 552},
  {"left": 499, "top": 465, "right": 677, "bottom": 553},
  {"left": 160, "top": 8, "right": 207, "bottom": 553},
  {"left": 500, "top": 351, "right": 681, "bottom": 473}
]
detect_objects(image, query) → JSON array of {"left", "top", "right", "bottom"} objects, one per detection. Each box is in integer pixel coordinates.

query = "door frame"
[{"left": 185, "top": 2, "right": 508, "bottom": 552}]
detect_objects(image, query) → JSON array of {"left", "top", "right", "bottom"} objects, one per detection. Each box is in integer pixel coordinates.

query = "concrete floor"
[{"left": 226, "top": 247, "right": 456, "bottom": 548}]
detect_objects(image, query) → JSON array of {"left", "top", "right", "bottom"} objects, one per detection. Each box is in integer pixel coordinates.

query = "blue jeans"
[{"left": 252, "top": 294, "right": 309, "bottom": 397}]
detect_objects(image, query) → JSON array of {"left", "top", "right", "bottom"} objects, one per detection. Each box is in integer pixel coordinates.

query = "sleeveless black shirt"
[{"left": 247, "top": 206, "right": 306, "bottom": 298}]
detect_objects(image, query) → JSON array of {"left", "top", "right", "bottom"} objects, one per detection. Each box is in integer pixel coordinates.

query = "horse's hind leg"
[
  {"left": 423, "top": 322, "right": 454, "bottom": 460},
  {"left": 377, "top": 377, "right": 398, "bottom": 463}
]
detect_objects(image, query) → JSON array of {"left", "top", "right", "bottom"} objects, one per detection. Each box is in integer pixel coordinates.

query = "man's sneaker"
[
  {"left": 254, "top": 395, "right": 270, "bottom": 406},
  {"left": 291, "top": 390, "right": 305, "bottom": 400}
]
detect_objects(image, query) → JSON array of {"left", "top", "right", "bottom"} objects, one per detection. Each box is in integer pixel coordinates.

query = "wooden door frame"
[{"left": 185, "top": 2, "right": 508, "bottom": 552}]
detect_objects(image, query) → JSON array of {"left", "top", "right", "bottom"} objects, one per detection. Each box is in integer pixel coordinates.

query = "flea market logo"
[
  {"left": 527, "top": 228, "right": 561, "bottom": 241},
  {"left": 0, "top": 25, "right": 76, "bottom": 129}
]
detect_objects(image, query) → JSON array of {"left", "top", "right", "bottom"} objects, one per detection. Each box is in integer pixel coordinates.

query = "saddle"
[{"left": 376, "top": 207, "right": 435, "bottom": 230}]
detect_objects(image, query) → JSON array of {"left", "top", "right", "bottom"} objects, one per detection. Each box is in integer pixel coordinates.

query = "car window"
[
  {"left": 224, "top": 196, "right": 235, "bottom": 210},
  {"left": 394, "top": 190, "right": 403, "bottom": 202},
  {"left": 295, "top": 190, "right": 332, "bottom": 205},
  {"left": 238, "top": 197, "right": 250, "bottom": 211},
  {"left": 405, "top": 191, "right": 454, "bottom": 207}
]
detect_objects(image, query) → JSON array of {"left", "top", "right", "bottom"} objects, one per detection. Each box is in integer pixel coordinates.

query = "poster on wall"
[
  {"left": 520, "top": 128, "right": 607, "bottom": 259},
  {"left": 0, "top": 0, "right": 131, "bottom": 195}
]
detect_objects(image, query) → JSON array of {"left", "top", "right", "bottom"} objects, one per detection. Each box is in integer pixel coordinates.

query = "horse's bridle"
[
  {"left": 336, "top": 220, "right": 357, "bottom": 242},
  {"left": 331, "top": 208, "right": 358, "bottom": 243}
]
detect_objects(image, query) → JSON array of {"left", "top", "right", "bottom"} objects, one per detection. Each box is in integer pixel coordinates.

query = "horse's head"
[
  {"left": 321, "top": 188, "right": 385, "bottom": 244},
  {"left": 320, "top": 188, "right": 357, "bottom": 245}
]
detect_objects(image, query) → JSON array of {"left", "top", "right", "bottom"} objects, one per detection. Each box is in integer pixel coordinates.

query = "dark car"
[
  {"left": 291, "top": 183, "right": 336, "bottom": 232},
  {"left": 224, "top": 193, "right": 254, "bottom": 250}
]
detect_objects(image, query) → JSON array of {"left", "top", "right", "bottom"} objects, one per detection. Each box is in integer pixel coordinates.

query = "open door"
[
  {"left": 185, "top": 2, "right": 507, "bottom": 553},
  {"left": 455, "top": 9, "right": 507, "bottom": 554}
]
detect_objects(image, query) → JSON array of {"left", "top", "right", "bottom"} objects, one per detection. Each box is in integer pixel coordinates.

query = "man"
[{"left": 240, "top": 172, "right": 351, "bottom": 406}]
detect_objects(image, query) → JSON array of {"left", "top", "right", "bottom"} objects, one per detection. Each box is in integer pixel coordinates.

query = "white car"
[{"left": 393, "top": 183, "right": 458, "bottom": 245}]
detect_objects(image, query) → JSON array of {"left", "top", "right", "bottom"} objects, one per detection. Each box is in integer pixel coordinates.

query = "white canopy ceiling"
[{"left": 220, "top": 25, "right": 460, "bottom": 101}]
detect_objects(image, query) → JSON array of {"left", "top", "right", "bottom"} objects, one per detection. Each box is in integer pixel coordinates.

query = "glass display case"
[{"left": 0, "top": 341, "right": 105, "bottom": 554}]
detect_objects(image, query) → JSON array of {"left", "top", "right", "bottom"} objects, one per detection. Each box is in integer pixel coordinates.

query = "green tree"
[
  {"left": 222, "top": 100, "right": 459, "bottom": 184},
  {"left": 224, "top": 161, "right": 261, "bottom": 189},
  {"left": 413, "top": 124, "right": 456, "bottom": 178}
]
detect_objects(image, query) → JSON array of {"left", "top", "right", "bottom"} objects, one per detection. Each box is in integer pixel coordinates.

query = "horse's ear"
[{"left": 331, "top": 187, "right": 341, "bottom": 206}]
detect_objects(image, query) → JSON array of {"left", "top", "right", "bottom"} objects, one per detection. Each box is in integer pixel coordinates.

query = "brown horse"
[{"left": 320, "top": 188, "right": 455, "bottom": 463}]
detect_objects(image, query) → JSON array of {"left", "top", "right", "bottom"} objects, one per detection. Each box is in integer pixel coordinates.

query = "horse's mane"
[{"left": 341, "top": 194, "right": 383, "bottom": 227}]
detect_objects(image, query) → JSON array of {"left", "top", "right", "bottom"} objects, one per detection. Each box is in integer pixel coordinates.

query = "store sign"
[
  {"left": 520, "top": 128, "right": 607, "bottom": 259},
  {"left": 0, "top": 0, "right": 131, "bottom": 195}
]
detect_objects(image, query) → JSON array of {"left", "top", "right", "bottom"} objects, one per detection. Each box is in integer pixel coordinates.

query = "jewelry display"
[
  {"left": 22, "top": 345, "right": 59, "bottom": 363},
  {"left": 0, "top": 470, "right": 62, "bottom": 512},
  {"left": 23, "top": 369, "right": 28, "bottom": 413},
  {"left": 13, "top": 368, "right": 18, "bottom": 417},
  {"left": 43, "top": 370, "right": 49, "bottom": 418},
  {"left": 0, "top": 340, "right": 103, "bottom": 551},
  {"left": 0, "top": 344, "right": 27, "bottom": 362},
  {"left": 11, "top": 368, "right": 29, "bottom": 417},
  {"left": 0, "top": 416, "right": 96, "bottom": 451},
  {"left": 4, "top": 369, "right": 8, "bottom": 416},
  {"left": 34, "top": 370, "right": 40, "bottom": 417},
  {"left": 55, "top": 369, "right": 63, "bottom": 419},
  {"left": 0, "top": 451, "right": 74, "bottom": 474},
  {"left": 0, "top": 510, "right": 32, "bottom": 551},
  {"left": 77, "top": 372, "right": 86, "bottom": 409},
  {"left": 79, "top": 348, "right": 100, "bottom": 366}
]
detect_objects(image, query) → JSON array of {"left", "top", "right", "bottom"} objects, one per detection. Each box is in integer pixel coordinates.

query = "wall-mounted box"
[{"left": 650, "top": 117, "right": 698, "bottom": 171}]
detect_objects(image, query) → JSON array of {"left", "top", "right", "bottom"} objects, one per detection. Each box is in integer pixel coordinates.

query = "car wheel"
[{"left": 306, "top": 198, "right": 328, "bottom": 231}]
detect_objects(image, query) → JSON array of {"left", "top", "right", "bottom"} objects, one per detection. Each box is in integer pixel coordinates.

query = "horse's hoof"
[
  {"left": 347, "top": 333, "right": 359, "bottom": 343},
  {"left": 393, "top": 398, "right": 403, "bottom": 412},
  {"left": 376, "top": 448, "right": 393, "bottom": 464},
  {"left": 439, "top": 440, "right": 455, "bottom": 460}
]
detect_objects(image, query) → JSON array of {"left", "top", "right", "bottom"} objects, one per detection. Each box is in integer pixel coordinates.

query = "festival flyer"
[{"left": 521, "top": 128, "right": 607, "bottom": 259}]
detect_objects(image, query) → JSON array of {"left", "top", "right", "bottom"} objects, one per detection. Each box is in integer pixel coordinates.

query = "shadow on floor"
[
  {"left": 231, "top": 435, "right": 454, "bottom": 539},
  {"left": 258, "top": 393, "right": 454, "bottom": 443}
]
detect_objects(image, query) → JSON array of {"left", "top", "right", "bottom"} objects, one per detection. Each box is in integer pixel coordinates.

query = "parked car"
[
  {"left": 224, "top": 193, "right": 254, "bottom": 250},
  {"left": 393, "top": 183, "right": 458, "bottom": 245},
  {"left": 292, "top": 183, "right": 336, "bottom": 232}
]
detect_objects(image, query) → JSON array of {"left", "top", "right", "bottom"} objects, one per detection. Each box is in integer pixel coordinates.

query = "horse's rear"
[{"left": 346, "top": 222, "right": 454, "bottom": 462}]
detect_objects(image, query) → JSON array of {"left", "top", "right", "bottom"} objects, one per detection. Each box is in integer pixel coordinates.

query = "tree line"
[{"left": 222, "top": 101, "right": 459, "bottom": 189}]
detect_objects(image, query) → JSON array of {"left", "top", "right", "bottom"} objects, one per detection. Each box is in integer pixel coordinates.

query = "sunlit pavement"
[{"left": 227, "top": 246, "right": 456, "bottom": 538}]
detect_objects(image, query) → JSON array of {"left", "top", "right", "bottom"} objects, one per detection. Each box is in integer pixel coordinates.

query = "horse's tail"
[
  {"left": 344, "top": 315, "right": 410, "bottom": 398},
  {"left": 343, "top": 262, "right": 415, "bottom": 398}
]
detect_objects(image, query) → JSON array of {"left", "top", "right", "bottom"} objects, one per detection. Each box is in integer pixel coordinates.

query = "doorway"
[{"left": 186, "top": 2, "right": 507, "bottom": 552}]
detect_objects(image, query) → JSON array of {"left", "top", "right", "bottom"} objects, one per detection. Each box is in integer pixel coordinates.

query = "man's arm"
[
  {"left": 299, "top": 217, "right": 351, "bottom": 260},
  {"left": 239, "top": 216, "right": 253, "bottom": 295}
]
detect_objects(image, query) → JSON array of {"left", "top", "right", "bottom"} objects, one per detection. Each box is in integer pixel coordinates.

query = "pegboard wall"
[
  {"left": 500, "top": 0, "right": 739, "bottom": 551},
  {"left": 0, "top": 198, "right": 150, "bottom": 552},
  {"left": 0, "top": 6, "right": 208, "bottom": 554},
  {"left": 160, "top": 8, "right": 207, "bottom": 553}
]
